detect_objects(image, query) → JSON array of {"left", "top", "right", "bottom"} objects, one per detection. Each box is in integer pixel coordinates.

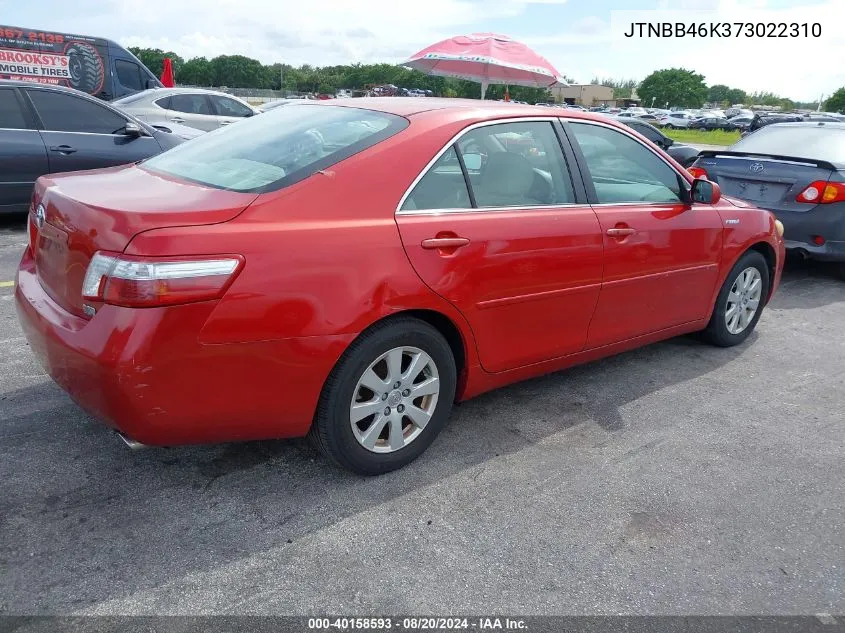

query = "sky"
[{"left": 3, "top": 0, "right": 843, "bottom": 102}]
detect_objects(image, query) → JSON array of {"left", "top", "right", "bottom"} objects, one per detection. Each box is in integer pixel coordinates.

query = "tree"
[
  {"left": 127, "top": 47, "right": 184, "bottom": 79},
  {"left": 637, "top": 68, "right": 706, "bottom": 108},
  {"left": 825, "top": 87, "right": 845, "bottom": 114},
  {"left": 726, "top": 88, "right": 747, "bottom": 105},
  {"left": 178, "top": 57, "right": 213, "bottom": 86},
  {"left": 707, "top": 84, "right": 731, "bottom": 104}
]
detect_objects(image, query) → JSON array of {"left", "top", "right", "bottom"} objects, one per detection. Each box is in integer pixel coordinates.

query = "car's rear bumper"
[
  {"left": 15, "top": 247, "right": 354, "bottom": 446},
  {"left": 774, "top": 203, "right": 845, "bottom": 262},
  {"left": 784, "top": 239, "right": 845, "bottom": 262}
]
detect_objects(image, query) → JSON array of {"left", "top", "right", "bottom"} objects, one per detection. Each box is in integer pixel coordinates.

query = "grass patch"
[{"left": 663, "top": 128, "right": 741, "bottom": 146}]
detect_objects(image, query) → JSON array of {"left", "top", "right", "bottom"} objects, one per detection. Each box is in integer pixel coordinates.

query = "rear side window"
[
  {"left": 731, "top": 125, "right": 845, "bottom": 163},
  {"left": 142, "top": 104, "right": 408, "bottom": 192},
  {"left": 569, "top": 122, "right": 685, "bottom": 204},
  {"left": 115, "top": 59, "right": 145, "bottom": 91},
  {"left": 154, "top": 96, "right": 172, "bottom": 109},
  {"left": 401, "top": 147, "right": 472, "bottom": 211},
  {"left": 26, "top": 89, "right": 127, "bottom": 134},
  {"left": 170, "top": 94, "right": 212, "bottom": 115},
  {"left": 0, "top": 89, "right": 27, "bottom": 129}
]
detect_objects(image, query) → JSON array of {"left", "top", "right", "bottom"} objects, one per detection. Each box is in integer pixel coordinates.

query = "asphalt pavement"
[{"left": 0, "top": 214, "right": 843, "bottom": 615}]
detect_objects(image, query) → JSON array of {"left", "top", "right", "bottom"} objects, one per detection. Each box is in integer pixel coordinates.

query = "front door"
[
  {"left": 395, "top": 120, "right": 604, "bottom": 373},
  {"left": 167, "top": 93, "right": 218, "bottom": 132},
  {"left": 209, "top": 95, "right": 255, "bottom": 127},
  {"left": 564, "top": 120, "right": 723, "bottom": 349},
  {"left": 25, "top": 88, "right": 160, "bottom": 173}
]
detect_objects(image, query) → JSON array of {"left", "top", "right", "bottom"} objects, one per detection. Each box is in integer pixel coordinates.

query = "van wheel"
[
  {"left": 702, "top": 251, "right": 770, "bottom": 347},
  {"left": 64, "top": 41, "right": 105, "bottom": 95},
  {"left": 310, "top": 317, "right": 456, "bottom": 475}
]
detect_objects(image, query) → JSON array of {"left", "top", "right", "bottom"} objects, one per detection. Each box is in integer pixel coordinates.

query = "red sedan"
[{"left": 16, "top": 99, "right": 785, "bottom": 474}]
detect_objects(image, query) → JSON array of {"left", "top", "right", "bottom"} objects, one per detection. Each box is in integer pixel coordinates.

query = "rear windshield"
[
  {"left": 141, "top": 104, "right": 408, "bottom": 192},
  {"left": 731, "top": 125, "right": 845, "bottom": 164}
]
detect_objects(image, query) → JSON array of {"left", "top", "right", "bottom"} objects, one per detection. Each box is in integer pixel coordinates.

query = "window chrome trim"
[
  {"left": 395, "top": 202, "right": 591, "bottom": 216},
  {"left": 395, "top": 116, "right": 571, "bottom": 216},
  {"left": 562, "top": 118, "right": 693, "bottom": 207}
]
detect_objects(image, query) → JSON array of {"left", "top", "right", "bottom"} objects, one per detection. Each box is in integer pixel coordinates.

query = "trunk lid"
[
  {"left": 694, "top": 151, "right": 836, "bottom": 214},
  {"left": 32, "top": 164, "right": 257, "bottom": 318}
]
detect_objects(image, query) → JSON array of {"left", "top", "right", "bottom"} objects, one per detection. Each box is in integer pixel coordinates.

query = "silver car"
[{"left": 112, "top": 88, "right": 260, "bottom": 132}]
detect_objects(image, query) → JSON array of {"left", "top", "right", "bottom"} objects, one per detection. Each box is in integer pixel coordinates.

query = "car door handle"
[
  {"left": 49, "top": 145, "right": 77, "bottom": 155},
  {"left": 606, "top": 227, "right": 637, "bottom": 237},
  {"left": 421, "top": 237, "right": 470, "bottom": 250},
  {"left": 171, "top": 117, "right": 185, "bottom": 123}
]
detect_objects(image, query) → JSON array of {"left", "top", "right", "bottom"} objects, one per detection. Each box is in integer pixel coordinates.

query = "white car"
[
  {"left": 113, "top": 88, "right": 260, "bottom": 132},
  {"left": 660, "top": 111, "right": 696, "bottom": 128}
]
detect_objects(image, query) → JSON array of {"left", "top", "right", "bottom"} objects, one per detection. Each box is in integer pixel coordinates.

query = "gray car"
[
  {"left": 0, "top": 80, "right": 185, "bottom": 214},
  {"left": 112, "top": 87, "right": 260, "bottom": 132},
  {"left": 690, "top": 121, "right": 845, "bottom": 278}
]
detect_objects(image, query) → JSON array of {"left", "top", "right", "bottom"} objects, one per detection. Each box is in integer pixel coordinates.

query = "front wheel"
[
  {"left": 310, "top": 317, "right": 457, "bottom": 475},
  {"left": 702, "top": 251, "right": 770, "bottom": 347}
]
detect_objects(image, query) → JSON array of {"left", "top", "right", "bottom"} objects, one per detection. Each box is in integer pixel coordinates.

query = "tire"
[
  {"left": 64, "top": 41, "right": 105, "bottom": 95},
  {"left": 702, "top": 251, "right": 770, "bottom": 347},
  {"left": 310, "top": 317, "right": 457, "bottom": 475}
]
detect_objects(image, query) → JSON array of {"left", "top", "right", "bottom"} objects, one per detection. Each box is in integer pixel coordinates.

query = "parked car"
[
  {"left": 690, "top": 121, "right": 845, "bottom": 279},
  {"left": 16, "top": 99, "right": 785, "bottom": 474},
  {"left": 0, "top": 24, "right": 161, "bottom": 100},
  {"left": 661, "top": 112, "right": 695, "bottom": 128},
  {"left": 728, "top": 114, "right": 754, "bottom": 131},
  {"left": 112, "top": 87, "right": 260, "bottom": 132},
  {"left": 616, "top": 117, "right": 699, "bottom": 166},
  {"left": 0, "top": 80, "right": 185, "bottom": 214},
  {"left": 689, "top": 117, "right": 738, "bottom": 131}
]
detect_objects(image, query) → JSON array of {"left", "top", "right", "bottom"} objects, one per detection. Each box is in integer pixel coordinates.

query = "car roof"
[
  {"left": 129, "top": 87, "right": 250, "bottom": 99},
  {"left": 766, "top": 121, "right": 845, "bottom": 130},
  {"left": 299, "top": 96, "right": 616, "bottom": 123}
]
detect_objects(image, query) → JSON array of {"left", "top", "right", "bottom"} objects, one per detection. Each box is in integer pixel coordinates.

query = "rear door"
[
  {"left": 167, "top": 93, "right": 217, "bottom": 131},
  {"left": 564, "top": 119, "right": 723, "bottom": 348},
  {"left": 25, "top": 88, "right": 161, "bottom": 173},
  {"left": 0, "top": 86, "right": 48, "bottom": 212},
  {"left": 208, "top": 95, "right": 255, "bottom": 127},
  {"left": 395, "top": 119, "right": 604, "bottom": 373}
]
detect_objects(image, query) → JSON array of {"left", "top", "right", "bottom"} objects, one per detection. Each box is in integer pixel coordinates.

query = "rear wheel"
[
  {"left": 702, "top": 251, "right": 770, "bottom": 347},
  {"left": 310, "top": 317, "right": 457, "bottom": 475}
]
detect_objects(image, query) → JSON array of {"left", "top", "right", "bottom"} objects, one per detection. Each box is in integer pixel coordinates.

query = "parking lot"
[{"left": 0, "top": 214, "right": 842, "bottom": 615}]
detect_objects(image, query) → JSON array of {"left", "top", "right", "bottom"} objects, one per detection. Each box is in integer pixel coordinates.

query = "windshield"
[
  {"left": 141, "top": 104, "right": 407, "bottom": 192},
  {"left": 731, "top": 125, "right": 845, "bottom": 164}
]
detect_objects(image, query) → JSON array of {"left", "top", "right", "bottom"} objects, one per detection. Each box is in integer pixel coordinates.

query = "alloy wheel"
[{"left": 725, "top": 266, "right": 763, "bottom": 334}]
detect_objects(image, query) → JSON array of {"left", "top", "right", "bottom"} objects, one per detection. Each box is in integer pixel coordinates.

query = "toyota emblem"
[
  {"left": 35, "top": 203, "right": 46, "bottom": 229},
  {"left": 749, "top": 162, "right": 765, "bottom": 173}
]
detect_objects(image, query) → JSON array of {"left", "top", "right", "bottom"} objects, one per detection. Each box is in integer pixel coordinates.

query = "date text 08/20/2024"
[{"left": 307, "top": 618, "right": 529, "bottom": 630}]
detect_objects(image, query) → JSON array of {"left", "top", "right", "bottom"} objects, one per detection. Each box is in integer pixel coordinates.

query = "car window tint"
[
  {"left": 401, "top": 146, "right": 471, "bottom": 211},
  {"left": 26, "top": 89, "right": 127, "bottom": 134},
  {"left": 0, "top": 89, "right": 27, "bottom": 129},
  {"left": 169, "top": 94, "right": 212, "bottom": 115},
  {"left": 635, "top": 123, "right": 662, "bottom": 143},
  {"left": 154, "top": 96, "right": 172, "bottom": 109},
  {"left": 569, "top": 122, "right": 684, "bottom": 204},
  {"left": 212, "top": 96, "right": 253, "bottom": 118},
  {"left": 115, "top": 59, "right": 144, "bottom": 91},
  {"left": 457, "top": 121, "right": 575, "bottom": 208},
  {"left": 143, "top": 104, "right": 407, "bottom": 193}
]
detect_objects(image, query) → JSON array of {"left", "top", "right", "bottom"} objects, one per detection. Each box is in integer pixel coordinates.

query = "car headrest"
[{"left": 481, "top": 152, "right": 536, "bottom": 197}]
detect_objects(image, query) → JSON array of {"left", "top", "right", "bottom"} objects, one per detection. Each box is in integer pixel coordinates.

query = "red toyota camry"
[{"left": 16, "top": 98, "right": 785, "bottom": 474}]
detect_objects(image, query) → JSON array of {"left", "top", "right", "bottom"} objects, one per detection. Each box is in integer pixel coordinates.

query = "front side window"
[
  {"left": 212, "top": 96, "right": 253, "bottom": 118},
  {"left": 169, "top": 94, "right": 213, "bottom": 115},
  {"left": 27, "top": 89, "right": 127, "bottom": 134},
  {"left": 0, "top": 89, "right": 27, "bottom": 129},
  {"left": 143, "top": 104, "right": 407, "bottom": 192},
  {"left": 401, "top": 147, "right": 472, "bottom": 211},
  {"left": 115, "top": 60, "right": 144, "bottom": 91},
  {"left": 569, "top": 122, "right": 685, "bottom": 204}
]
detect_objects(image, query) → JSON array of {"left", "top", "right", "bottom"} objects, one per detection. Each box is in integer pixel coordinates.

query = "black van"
[{"left": 0, "top": 25, "right": 162, "bottom": 101}]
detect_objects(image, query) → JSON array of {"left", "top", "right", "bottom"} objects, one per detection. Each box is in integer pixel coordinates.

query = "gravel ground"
[{"left": 0, "top": 215, "right": 842, "bottom": 616}]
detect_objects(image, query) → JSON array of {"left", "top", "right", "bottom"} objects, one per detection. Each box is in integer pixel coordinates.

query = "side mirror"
[
  {"left": 462, "top": 152, "right": 483, "bottom": 171},
  {"left": 691, "top": 178, "right": 721, "bottom": 205},
  {"left": 123, "top": 121, "right": 143, "bottom": 137},
  {"left": 145, "top": 79, "right": 157, "bottom": 89}
]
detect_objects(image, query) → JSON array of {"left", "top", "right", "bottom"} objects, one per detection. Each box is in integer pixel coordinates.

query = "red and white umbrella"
[{"left": 404, "top": 33, "right": 567, "bottom": 99}]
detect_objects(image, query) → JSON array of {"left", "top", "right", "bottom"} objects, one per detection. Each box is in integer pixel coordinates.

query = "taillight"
[
  {"left": 81, "top": 252, "right": 244, "bottom": 308},
  {"left": 688, "top": 166, "right": 708, "bottom": 179},
  {"left": 796, "top": 181, "right": 845, "bottom": 204}
]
